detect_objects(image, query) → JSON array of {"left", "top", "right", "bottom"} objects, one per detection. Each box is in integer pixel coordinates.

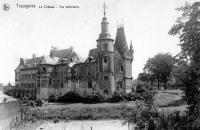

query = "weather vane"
[{"left": 103, "top": 2, "right": 107, "bottom": 16}]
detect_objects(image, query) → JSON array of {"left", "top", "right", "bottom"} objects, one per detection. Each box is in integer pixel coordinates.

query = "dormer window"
[
  {"left": 43, "top": 68, "right": 46, "bottom": 72},
  {"left": 89, "top": 57, "right": 92, "bottom": 62}
]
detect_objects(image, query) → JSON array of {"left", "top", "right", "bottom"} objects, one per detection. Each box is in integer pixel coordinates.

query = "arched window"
[
  {"left": 104, "top": 56, "right": 107, "bottom": 63},
  {"left": 103, "top": 89, "right": 109, "bottom": 95}
]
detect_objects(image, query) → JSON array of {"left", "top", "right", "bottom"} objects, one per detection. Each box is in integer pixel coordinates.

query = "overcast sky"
[{"left": 0, "top": 0, "right": 197, "bottom": 84}]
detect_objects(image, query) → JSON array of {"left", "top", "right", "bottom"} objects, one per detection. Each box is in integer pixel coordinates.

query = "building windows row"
[
  {"left": 20, "top": 83, "right": 35, "bottom": 87},
  {"left": 20, "top": 70, "right": 37, "bottom": 75},
  {"left": 19, "top": 74, "right": 37, "bottom": 79}
]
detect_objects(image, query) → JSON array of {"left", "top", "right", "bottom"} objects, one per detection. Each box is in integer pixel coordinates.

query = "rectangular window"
[
  {"left": 87, "top": 67, "right": 91, "bottom": 76},
  {"left": 120, "top": 66, "right": 124, "bottom": 71},
  {"left": 104, "top": 76, "right": 108, "bottom": 80},
  {"left": 88, "top": 80, "right": 92, "bottom": 88},
  {"left": 104, "top": 43, "right": 108, "bottom": 50}
]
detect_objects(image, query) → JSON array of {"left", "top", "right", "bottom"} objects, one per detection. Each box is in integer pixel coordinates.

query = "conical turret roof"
[{"left": 114, "top": 26, "right": 128, "bottom": 56}]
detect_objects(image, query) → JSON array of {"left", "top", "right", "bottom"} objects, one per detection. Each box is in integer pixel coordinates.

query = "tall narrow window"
[
  {"left": 61, "top": 82, "right": 63, "bottom": 88},
  {"left": 120, "top": 66, "right": 124, "bottom": 71},
  {"left": 87, "top": 67, "right": 91, "bottom": 76},
  {"left": 49, "top": 78, "right": 52, "bottom": 85},
  {"left": 118, "top": 81, "right": 123, "bottom": 89},
  {"left": 104, "top": 56, "right": 107, "bottom": 63},
  {"left": 88, "top": 80, "right": 92, "bottom": 88}
]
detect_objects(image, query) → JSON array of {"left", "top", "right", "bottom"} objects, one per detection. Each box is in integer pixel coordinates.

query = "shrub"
[
  {"left": 48, "top": 94, "right": 56, "bottom": 102},
  {"left": 125, "top": 92, "right": 136, "bottom": 101},
  {"left": 83, "top": 93, "right": 104, "bottom": 103},
  {"left": 58, "top": 90, "right": 139, "bottom": 103},
  {"left": 53, "top": 118, "right": 59, "bottom": 123},
  {"left": 31, "top": 117, "right": 37, "bottom": 123},
  {"left": 3, "top": 97, "right": 7, "bottom": 102},
  {"left": 107, "top": 91, "right": 125, "bottom": 103},
  {"left": 57, "top": 91, "right": 83, "bottom": 103},
  {"left": 136, "top": 84, "right": 145, "bottom": 93}
]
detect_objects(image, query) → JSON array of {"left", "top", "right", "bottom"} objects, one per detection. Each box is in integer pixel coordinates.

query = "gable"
[{"left": 15, "top": 64, "right": 25, "bottom": 71}]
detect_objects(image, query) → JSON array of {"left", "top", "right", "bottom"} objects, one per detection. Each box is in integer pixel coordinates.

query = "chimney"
[
  {"left": 20, "top": 58, "right": 24, "bottom": 64},
  {"left": 50, "top": 46, "right": 58, "bottom": 57},
  {"left": 33, "top": 54, "right": 36, "bottom": 60},
  {"left": 70, "top": 46, "right": 74, "bottom": 51},
  {"left": 54, "top": 47, "right": 58, "bottom": 51}
]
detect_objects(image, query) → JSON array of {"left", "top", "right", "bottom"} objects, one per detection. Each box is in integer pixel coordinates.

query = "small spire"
[
  {"left": 130, "top": 40, "right": 133, "bottom": 51},
  {"left": 103, "top": 2, "right": 107, "bottom": 17},
  {"left": 117, "top": 19, "right": 124, "bottom": 28}
]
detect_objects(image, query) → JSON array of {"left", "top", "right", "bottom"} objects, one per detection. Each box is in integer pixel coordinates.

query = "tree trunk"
[
  {"left": 164, "top": 82, "right": 167, "bottom": 90},
  {"left": 157, "top": 76, "right": 160, "bottom": 90}
]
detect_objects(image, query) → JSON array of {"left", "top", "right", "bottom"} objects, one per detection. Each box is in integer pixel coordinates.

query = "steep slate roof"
[
  {"left": 52, "top": 47, "right": 73, "bottom": 59},
  {"left": 41, "top": 56, "right": 59, "bottom": 65},
  {"left": 75, "top": 52, "right": 85, "bottom": 63},
  {"left": 114, "top": 26, "right": 129, "bottom": 57},
  {"left": 24, "top": 56, "right": 43, "bottom": 67},
  {"left": 89, "top": 48, "right": 98, "bottom": 60},
  {"left": 17, "top": 47, "right": 85, "bottom": 71},
  {"left": 52, "top": 47, "right": 85, "bottom": 63}
]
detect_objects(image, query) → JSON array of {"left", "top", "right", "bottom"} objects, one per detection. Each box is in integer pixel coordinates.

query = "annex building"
[{"left": 14, "top": 6, "right": 134, "bottom": 100}]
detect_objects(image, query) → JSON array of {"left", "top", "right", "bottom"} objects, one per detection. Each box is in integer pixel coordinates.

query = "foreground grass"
[
  {"left": 30, "top": 89, "right": 186, "bottom": 120},
  {"left": 12, "top": 89, "right": 187, "bottom": 129},
  {"left": 31, "top": 102, "right": 134, "bottom": 120}
]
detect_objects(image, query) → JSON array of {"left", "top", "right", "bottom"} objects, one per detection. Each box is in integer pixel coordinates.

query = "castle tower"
[
  {"left": 114, "top": 23, "right": 134, "bottom": 93},
  {"left": 96, "top": 3, "right": 115, "bottom": 94},
  {"left": 114, "top": 24, "right": 129, "bottom": 57}
]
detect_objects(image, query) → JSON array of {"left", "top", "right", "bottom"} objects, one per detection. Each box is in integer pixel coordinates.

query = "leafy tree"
[
  {"left": 169, "top": 2, "right": 200, "bottom": 127},
  {"left": 138, "top": 73, "right": 150, "bottom": 83},
  {"left": 144, "top": 53, "right": 175, "bottom": 90},
  {"left": 172, "top": 61, "right": 189, "bottom": 84},
  {"left": 131, "top": 84, "right": 158, "bottom": 130},
  {"left": 138, "top": 72, "right": 157, "bottom": 85}
]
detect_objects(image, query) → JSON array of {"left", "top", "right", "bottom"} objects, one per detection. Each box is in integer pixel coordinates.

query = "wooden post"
[{"left": 91, "top": 126, "right": 92, "bottom": 130}]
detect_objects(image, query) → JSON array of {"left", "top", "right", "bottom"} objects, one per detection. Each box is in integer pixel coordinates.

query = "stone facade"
[{"left": 14, "top": 7, "right": 134, "bottom": 100}]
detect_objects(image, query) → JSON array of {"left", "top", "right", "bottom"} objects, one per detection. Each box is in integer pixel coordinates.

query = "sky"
[{"left": 0, "top": 0, "right": 197, "bottom": 85}]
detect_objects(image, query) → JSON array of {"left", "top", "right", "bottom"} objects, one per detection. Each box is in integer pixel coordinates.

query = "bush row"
[
  {"left": 56, "top": 92, "right": 104, "bottom": 103},
  {"left": 52, "top": 91, "right": 138, "bottom": 103}
]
